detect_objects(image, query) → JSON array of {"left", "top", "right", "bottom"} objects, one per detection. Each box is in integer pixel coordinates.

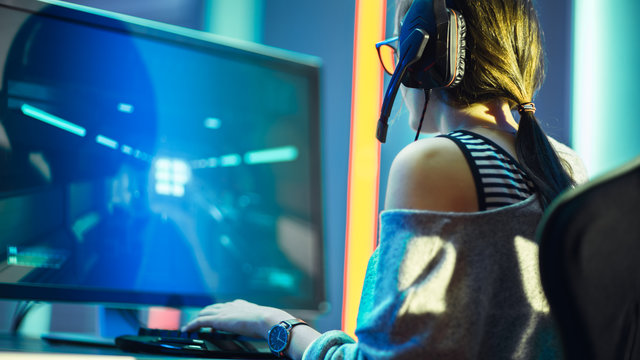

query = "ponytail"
[{"left": 515, "top": 104, "right": 575, "bottom": 208}]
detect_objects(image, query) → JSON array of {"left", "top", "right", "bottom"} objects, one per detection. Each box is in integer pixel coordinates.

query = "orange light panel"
[{"left": 342, "top": 0, "right": 387, "bottom": 339}]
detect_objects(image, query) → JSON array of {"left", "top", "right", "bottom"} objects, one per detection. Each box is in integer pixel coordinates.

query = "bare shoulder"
[{"left": 384, "top": 136, "right": 478, "bottom": 212}]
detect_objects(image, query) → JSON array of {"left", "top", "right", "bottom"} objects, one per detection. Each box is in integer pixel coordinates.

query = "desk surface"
[{"left": 0, "top": 333, "right": 250, "bottom": 360}]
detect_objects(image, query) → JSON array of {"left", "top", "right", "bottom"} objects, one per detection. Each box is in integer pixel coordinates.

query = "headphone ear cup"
[{"left": 446, "top": 9, "right": 466, "bottom": 88}]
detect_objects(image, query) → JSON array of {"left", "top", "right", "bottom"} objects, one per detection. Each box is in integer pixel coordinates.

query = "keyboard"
[{"left": 115, "top": 327, "right": 277, "bottom": 359}]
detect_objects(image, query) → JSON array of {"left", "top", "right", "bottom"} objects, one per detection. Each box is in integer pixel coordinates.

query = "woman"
[{"left": 183, "top": 0, "right": 588, "bottom": 358}]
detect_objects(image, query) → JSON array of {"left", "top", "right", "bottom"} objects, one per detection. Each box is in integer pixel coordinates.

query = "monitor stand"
[{"left": 42, "top": 304, "right": 141, "bottom": 347}]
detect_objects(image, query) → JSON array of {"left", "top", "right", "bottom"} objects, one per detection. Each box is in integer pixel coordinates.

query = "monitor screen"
[{"left": 0, "top": 0, "right": 324, "bottom": 311}]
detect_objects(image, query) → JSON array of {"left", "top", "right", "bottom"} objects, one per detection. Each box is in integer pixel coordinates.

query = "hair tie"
[{"left": 518, "top": 102, "right": 536, "bottom": 115}]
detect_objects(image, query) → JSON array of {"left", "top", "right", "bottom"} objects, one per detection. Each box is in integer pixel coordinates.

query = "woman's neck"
[{"left": 438, "top": 99, "right": 518, "bottom": 134}]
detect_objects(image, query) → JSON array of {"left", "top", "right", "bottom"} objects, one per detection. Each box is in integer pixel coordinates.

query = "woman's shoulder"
[
  {"left": 384, "top": 136, "right": 478, "bottom": 212},
  {"left": 393, "top": 136, "right": 462, "bottom": 166}
]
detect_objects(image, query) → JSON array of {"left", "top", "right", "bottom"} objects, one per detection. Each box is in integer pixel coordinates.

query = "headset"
[{"left": 376, "top": 0, "right": 467, "bottom": 143}]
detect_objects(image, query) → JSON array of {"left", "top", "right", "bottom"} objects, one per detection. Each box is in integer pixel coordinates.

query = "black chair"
[{"left": 538, "top": 156, "right": 640, "bottom": 360}]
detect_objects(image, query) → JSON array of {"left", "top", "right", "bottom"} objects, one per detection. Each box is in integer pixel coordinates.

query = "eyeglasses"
[{"left": 375, "top": 36, "right": 399, "bottom": 75}]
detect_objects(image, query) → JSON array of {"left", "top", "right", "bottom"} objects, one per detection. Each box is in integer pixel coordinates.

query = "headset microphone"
[{"left": 377, "top": 29, "right": 429, "bottom": 143}]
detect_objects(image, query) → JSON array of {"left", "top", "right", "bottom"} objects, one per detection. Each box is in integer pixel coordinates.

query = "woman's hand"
[{"left": 181, "top": 299, "right": 293, "bottom": 339}]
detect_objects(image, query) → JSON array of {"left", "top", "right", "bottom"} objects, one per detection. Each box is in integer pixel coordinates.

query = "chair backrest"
[{"left": 538, "top": 156, "right": 640, "bottom": 360}]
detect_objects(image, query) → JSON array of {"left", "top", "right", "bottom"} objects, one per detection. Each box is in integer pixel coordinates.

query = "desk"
[{"left": 0, "top": 333, "right": 249, "bottom": 359}]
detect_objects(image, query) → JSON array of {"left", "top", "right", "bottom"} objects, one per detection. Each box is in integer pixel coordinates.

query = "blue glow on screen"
[
  {"left": 121, "top": 145, "right": 133, "bottom": 155},
  {"left": 219, "top": 154, "right": 242, "bottom": 167},
  {"left": 117, "top": 103, "right": 134, "bottom": 113},
  {"left": 96, "top": 134, "right": 118, "bottom": 149},
  {"left": 204, "top": 117, "right": 222, "bottom": 129},
  {"left": 21, "top": 103, "right": 87, "bottom": 137},
  {"left": 153, "top": 158, "right": 190, "bottom": 197},
  {"left": 245, "top": 146, "right": 298, "bottom": 164}
]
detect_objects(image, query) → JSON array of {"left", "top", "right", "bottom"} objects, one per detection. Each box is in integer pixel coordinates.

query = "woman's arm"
[{"left": 182, "top": 299, "right": 321, "bottom": 360}]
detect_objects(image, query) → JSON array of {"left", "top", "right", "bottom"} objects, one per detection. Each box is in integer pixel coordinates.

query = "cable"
[{"left": 414, "top": 89, "right": 431, "bottom": 141}]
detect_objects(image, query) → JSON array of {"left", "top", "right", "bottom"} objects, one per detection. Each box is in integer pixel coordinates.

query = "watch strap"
[{"left": 280, "top": 318, "right": 307, "bottom": 329}]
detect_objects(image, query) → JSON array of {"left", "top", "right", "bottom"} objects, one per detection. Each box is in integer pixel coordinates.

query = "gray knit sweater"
[{"left": 303, "top": 141, "right": 587, "bottom": 360}]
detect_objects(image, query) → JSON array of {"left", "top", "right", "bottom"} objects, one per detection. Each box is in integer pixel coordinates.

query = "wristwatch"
[{"left": 267, "top": 318, "right": 308, "bottom": 357}]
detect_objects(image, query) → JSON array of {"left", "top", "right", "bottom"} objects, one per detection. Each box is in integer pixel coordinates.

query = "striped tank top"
[{"left": 439, "top": 130, "right": 536, "bottom": 210}]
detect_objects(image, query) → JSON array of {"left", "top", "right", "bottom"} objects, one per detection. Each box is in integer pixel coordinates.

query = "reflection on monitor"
[{"left": 0, "top": 0, "right": 324, "bottom": 311}]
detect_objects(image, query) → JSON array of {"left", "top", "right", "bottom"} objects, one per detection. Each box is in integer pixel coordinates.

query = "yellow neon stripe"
[{"left": 342, "top": 0, "right": 386, "bottom": 339}]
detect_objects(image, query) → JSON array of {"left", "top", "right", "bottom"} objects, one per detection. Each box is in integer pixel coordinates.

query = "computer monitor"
[{"left": 0, "top": 0, "right": 324, "bottom": 313}]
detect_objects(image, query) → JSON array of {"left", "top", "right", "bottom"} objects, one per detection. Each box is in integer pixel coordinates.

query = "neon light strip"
[
  {"left": 571, "top": 0, "right": 601, "bottom": 176},
  {"left": 96, "top": 135, "right": 118, "bottom": 149},
  {"left": 342, "top": 0, "right": 386, "bottom": 338},
  {"left": 21, "top": 104, "right": 86, "bottom": 137},
  {"left": 244, "top": 146, "right": 298, "bottom": 164}
]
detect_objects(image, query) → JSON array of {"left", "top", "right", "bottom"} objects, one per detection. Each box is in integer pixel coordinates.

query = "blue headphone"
[{"left": 377, "top": 0, "right": 467, "bottom": 143}]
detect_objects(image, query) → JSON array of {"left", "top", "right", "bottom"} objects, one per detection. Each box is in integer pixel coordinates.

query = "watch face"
[{"left": 268, "top": 325, "right": 288, "bottom": 354}]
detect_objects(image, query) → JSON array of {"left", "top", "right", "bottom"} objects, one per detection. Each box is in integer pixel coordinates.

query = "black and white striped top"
[{"left": 439, "top": 130, "right": 536, "bottom": 210}]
